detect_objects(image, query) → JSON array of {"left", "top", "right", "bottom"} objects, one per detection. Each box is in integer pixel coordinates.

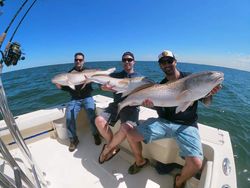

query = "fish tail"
[{"left": 107, "top": 67, "right": 116, "bottom": 74}]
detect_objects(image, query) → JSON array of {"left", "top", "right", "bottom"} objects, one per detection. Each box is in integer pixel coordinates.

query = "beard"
[{"left": 162, "top": 67, "right": 175, "bottom": 76}]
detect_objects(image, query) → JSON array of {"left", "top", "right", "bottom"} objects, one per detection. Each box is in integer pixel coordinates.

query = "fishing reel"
[
  {"left": 0, "top": 0, "right": 4, "bottom": 7},
  {"left": 0, "top": 42, "right": 25, "bottom": 66}
]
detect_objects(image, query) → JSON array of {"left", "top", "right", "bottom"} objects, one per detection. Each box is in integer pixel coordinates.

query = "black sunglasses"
[
  {"left": 122, "top": 58, "right": 134, "bottom": 63},
  {"left": 75, "top": 59, "right": 83, "bottom": 62},
  {"left": 159, "top": 58, "right": 174, "bottom": 65}
]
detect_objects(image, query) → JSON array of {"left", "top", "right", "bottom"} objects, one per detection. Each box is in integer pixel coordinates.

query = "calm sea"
[{"left": 1, "top": 61, "right": 250, "bottom": 188}]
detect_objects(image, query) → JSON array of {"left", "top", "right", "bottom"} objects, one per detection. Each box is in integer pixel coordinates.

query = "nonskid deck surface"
[{"left": 8, "top": 129, "right": 174, "bottom": 188}]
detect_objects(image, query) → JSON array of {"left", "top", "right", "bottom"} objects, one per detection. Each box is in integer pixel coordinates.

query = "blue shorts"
[{"left": 136, "top": 118, "right": 203, "bottom": 159}]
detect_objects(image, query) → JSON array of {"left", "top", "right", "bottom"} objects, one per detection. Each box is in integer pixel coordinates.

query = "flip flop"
[
  {"left": 105, "top": 148, "right": 120, "bottom": 162},
  {"left": 128, "top": 158, "right": 149, "bottom": 175},
  {"left": 98, "top": 144, "right": 107, "bottom": 164},
  {"left": 173, "top": 173, "right": 186, "bottom": 188},
  {"left": 98, "top": 144, "right": 120, "bottom": 164}
]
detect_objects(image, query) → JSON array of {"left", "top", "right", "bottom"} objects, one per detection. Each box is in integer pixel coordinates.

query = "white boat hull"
[{"left": 0, "top": 95, "right": 237, "bottom": 188}]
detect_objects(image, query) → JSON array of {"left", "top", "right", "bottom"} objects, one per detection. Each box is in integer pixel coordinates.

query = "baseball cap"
[
  {"left": 158, "top": 50, "right": 175, "bottom": 62},
  {"left": 122, "top": 51, "right": 134, "bottom": 60}
]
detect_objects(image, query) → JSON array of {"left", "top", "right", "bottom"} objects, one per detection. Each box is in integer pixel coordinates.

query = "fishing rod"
[
  {"left": 0, "top": 0, "right": 37, "bottom": 68},
  {"left": 9, "top": 0, "right": 37, "bottom": 43},
  {"left": 0, "top": 0, "right": 46, "bottom": 187},
  {"left": 0, "top": 0, "right": 29, "bottom": 49}
]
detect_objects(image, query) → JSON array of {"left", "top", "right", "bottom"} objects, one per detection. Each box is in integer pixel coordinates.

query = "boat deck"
[
  {"left": 1, "top": 95, "right": 236, "bottom": 188},
  {"left": 8, "top": 127, "right": 176, "bottom": 188}
]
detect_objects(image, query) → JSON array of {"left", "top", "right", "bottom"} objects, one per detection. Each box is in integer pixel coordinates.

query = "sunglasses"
[
  {"left": 122, "top": 58, "right": 134, "bottom": 63},
  {"left": 159, "top": 58, "right": 174, "bottom": 65},
  {"left": 75, "top": 59, "right": 83, "bottom": 62}
]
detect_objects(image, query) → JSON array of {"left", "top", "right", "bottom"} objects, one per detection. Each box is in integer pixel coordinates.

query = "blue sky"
[{"left": 0, "top": 0, "right": 250, "bottom": 72}]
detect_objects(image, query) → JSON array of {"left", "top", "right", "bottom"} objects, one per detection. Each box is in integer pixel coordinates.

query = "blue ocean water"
[{"left": 1, "top": 61, "right": 250, "bottom": 188}]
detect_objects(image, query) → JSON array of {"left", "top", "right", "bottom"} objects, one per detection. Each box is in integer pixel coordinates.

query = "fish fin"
[
  {"left": 175, "top": 101, "right": 194, "bottom": 114},
  {"left": 115, "top": 89, "right": 127, "bottom": 94},
  {"left": 117, "top": 103, "right": 122, "bottom": 117},
  {"left": 80, "top": 82, "right": 87, "bottom": 90},
  {"left": 107, "top": 67, "right": 116, "bottom": 74},
  {"left": 176, "top": 90, "right": 190, "bottom": 100},
  {"left": 69, "top": 84, "right": 75, "bottom": 90},
  {"left": 121, "top": 83, "right": 155, "bottom": 97},
  {"left": 120, "top": 91, "right": 131, "bottom": 97},
  {"left": 66, "top": 80, "right": 76, "bottom": 90},
  {"left": 201, "top": 95, "right": 213, "bottom": 107}
]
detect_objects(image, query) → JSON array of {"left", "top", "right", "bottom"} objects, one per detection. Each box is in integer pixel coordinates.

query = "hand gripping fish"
[
  {"left": 51, "top": 67, "right": 116, "bottom": 90},
  {"left": 87, "top": 75, "right": 155, "bottom": 97},
  {"left": 118, "top": 71, "right": 224, "bottom": 114}
]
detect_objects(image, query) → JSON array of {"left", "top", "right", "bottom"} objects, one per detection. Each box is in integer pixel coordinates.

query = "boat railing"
[
  {"left": 0, "top": 138, "right": 36, "bottom": 187},
  {"left": 0, "top": 65, "right": 46, "bottom": 187},
  {"left": 14, "top": 166, "right": 23, "bottom": 188},
  {"left": 0, "top": 170, "right": 17, "bottom": 188}
]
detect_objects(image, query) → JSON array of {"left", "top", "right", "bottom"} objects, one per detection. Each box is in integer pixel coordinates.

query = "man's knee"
[
  {"left": 95, "top": 116, "right": 106, "bottom": 129},
  {"left": 120, "top": 123, "right": 134, "bottom": 135},
  {"left": 186, "top": 157, "right": 203, "bottom": 171}
]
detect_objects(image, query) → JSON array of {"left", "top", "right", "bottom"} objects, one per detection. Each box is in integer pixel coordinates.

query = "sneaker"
[
  {"left": 93, "top": 134, "right": 101, "bottom": 145},
  {"left": 68, "top": 138, "right": 79, "bottom": 152}
]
